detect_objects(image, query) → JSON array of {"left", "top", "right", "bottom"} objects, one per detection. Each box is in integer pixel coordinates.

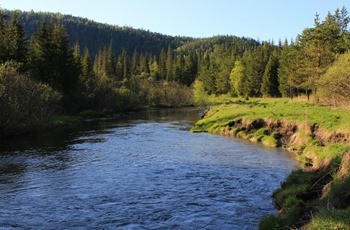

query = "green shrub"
[{"left": 0, "top": 70, "right": 61, "bottom": 136}]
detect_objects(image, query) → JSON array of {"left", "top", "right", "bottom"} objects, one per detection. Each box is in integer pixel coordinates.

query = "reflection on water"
[{"left": 0, "top": 108, "right": 298, "bottom": 229}]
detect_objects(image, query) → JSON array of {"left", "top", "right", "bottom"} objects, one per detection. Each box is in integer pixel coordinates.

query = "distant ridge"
[{"left": 3, "top": 9, "right": 194, "bottom": 56}]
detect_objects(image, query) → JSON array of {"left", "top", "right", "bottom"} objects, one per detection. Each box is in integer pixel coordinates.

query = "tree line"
[
  {"left": 0, "top": 11, "right": 195, "bottom": 136},
  {"left": 3, "top": 9, "right": 192, "bottom": 57},
  {"left": 1, "top": 7, "right": 349, "bottom": 136},
  {"left": 232, "top": 8, "right": 350, "bottom": 103},
  {"left": 193, "top": 7, "right": 350, "bottom": 107}
]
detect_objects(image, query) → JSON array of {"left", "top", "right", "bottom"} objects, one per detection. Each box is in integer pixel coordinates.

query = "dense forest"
[
  {"left": 0, "top": 8, "right": 350, "bottom": 136},
  {"left": 2, "top": 9, "right": 193, "bottom": 57}
]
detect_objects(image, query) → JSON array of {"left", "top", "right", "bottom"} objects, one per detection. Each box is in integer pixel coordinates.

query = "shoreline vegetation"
[
  {"left": 191, "top": 98, "right": 350, "bottom": 229},
  {"left": 1, "top": 6, "right": 350, "bottom": 229}
]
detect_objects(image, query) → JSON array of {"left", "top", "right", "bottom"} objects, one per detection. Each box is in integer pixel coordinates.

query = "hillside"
[
  {"left": 3, "top": 10, "right": 194, "bottom": 56},
  {"left": 177, "top": 35, "right": 259, "bottom": 55}
]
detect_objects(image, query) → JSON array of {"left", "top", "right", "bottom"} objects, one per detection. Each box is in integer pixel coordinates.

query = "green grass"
[
  {"left": 193, "top": 98, "right": 350, "bottom": 133},
  {"left": 44, "top": 115, "right": 84, "bottom": 130},
  {"left": 307, "top": 207, "right": 350, "bottom": 230},
  {"left": 193, "top": 97, "right": 350, "bottom": 229}
]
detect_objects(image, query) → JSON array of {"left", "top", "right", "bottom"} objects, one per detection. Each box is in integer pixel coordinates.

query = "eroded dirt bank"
[{"left": 192, "top": 100, "right": 350, "bottom": 229}]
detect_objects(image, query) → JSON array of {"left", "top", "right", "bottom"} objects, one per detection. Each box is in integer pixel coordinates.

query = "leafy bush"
[
  {"left": 0, "top": 63, "right": 61, "bottom": 136},
  {"left": 318, "top": 51, "right": 350, "bottom": 107}
]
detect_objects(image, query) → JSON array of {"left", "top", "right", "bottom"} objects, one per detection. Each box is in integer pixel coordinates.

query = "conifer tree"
[
  {"left": 28, "top": 22, "right": 55, "bottom": 86},
  {"left": 51, "top": 24, "right": 79, "bottom": 108},
  {"left": 0, "top": 10, "right": 6, "bottom": 62},
  {"left": 131, "top": 49, "right": 139, "bottom": 76},
  {"left": 121, "top": 48, "right": 131, "bottom": 82},
  {"left": 149, "top": 55, "right": 160, "bottom": 80},
  {"left": 158, "top": 48, "right": 166, "bottom": 80},
  {"left": 139, "top": 54, "right": 150, "bottom": 77},
  {"left": 115, "top": 54, "right": 124, "bottom": 81},
  {"left": 173, "top": 50, "right": 185, "bottom": 83},
  {"left": 105, "top": 43, "right": 116, "bottom": 80},
  {"left": 6, "top": 13, "right": 27, "bottom": 65},
  {"left": 261, "top": 54, "right": 280, "bottom": 97},
  {"left": 166, "top": 47, "right": 173, "bottom": 81}
]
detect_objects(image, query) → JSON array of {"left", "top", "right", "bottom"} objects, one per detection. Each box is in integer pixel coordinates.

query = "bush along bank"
[{"left": 191, "top": 99, "right": 350, "bottom": 229}]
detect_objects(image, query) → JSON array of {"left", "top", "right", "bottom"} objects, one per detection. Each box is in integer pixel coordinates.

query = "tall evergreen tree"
[
  {"left": 28, "top": 22, "right": 55, "bottom": 86},
  {"left": 297, "top": 11, "right": 348, "bottom": 100},
  {"left": 173, "top": 50, "right": 185, "bottom": 83},
  {"left": 166, "top": 47, "right": 173, "bottom": 81},
  {"left": 139, "top": 54, "right": 150, "bottom": 76},
  {"left": 6, "top": 13, "right": 27, "bottom": 65},
  {"left": 131, "top": 49, "right": 139, "bottom": 76},
  {"left": 121, "top": 48, "right": 131, "bottom": 82},
  {"left": 158, "top": 48, "right": 167, "bottom": 80},
  {"left": 0, "top": 10, "right": 6, "bottom": 62},
  {"left": 261, "top": 54, "right": 280, "bottom": 97},
  {"left": 51, "top": 24, "right": 79, "bottom": 108}
]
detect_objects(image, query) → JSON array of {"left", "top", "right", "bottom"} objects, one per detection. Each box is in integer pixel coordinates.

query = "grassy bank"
[{"left": 192, "top": 98, "right": 350, "bottom": 229}]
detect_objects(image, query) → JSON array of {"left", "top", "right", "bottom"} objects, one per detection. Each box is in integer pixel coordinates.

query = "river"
[{"left": 0, "top": 108, "right": 298, "bottom": 229}]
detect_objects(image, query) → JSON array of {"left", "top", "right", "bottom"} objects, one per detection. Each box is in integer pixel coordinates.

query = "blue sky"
[{"left": 1, "top": 0, "right": 349, "bottom": 42}]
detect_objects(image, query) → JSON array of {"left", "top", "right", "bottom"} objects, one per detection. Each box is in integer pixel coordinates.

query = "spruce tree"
[
  {"left": 261, "top": 54, "right": 280, "bottom": 97},
  {"left": 158, "top": 48, "right": 166, "bottom": 80},
  {"left": 173, "top": 50, "right": 185, "bottom": 83},
  {"left": 28, "top": 22, "right": 55, "bottom": 86},
  {"left": 166, "top": 47, "right": 173, "bottom": 81},
  {"left": 7, "top": 13, "right": 27, "bottom": 65},
  {"left": 51, "top": 24, "right": 79, "bottom": 108}
]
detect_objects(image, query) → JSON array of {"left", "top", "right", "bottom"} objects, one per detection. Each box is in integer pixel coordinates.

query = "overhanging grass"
[
  {"left": 44, "top": 115, "right": 84, "bottom": 130},
  {"left": 193, "top": 98, "right": 350, "bottom": 133},
  {"left": 193, "top": 97, "right": 350, "bottom": 229},
  {"left": 307, "top": 207, "right": 350, "bottom": 230}
]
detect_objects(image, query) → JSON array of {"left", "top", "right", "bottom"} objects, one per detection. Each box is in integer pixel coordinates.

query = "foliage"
[
  {"left": 192, "top": 98, "right": 350, "bottom": 133},
  {"left": 318, "top": 51, "right": 350, "bottom": 107},
  {"left": 230, "top": 60, "right": 246, "bottom": 97},
  {"left": 0, "top": 64, "right": 61, "bottom": 136},
  {"left": 3, "top": 10, "right": 193, "bottom": 57},
  {"left": 193, "top": 79, "right": 209, "bottom": 106}
]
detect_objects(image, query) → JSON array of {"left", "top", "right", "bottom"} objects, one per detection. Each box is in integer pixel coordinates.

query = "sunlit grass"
[
  {"left": 193, "top": 97, "right": 350, "bottom": 229},
  {"left": 194, "top": 97, "right": 350, "bottom": 133}
]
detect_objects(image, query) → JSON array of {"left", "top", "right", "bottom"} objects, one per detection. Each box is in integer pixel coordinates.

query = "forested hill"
[
  {"left": 3, "top": 10, "right": 194, "bottom": 56},
  {"left": 177, "top": 35, "right": 259, "bottom": 55}
]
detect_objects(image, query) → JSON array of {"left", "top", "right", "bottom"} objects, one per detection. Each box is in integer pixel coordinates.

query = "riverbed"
[{"left": 0, "top": 108, "right": 298, "bottom": 229}]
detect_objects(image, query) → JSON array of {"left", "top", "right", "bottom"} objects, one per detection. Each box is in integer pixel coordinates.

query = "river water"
[{"left": 0, "top": 108, "right": 298, "bottom": 229}]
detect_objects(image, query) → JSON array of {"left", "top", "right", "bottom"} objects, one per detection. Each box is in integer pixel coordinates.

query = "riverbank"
[{"left": 192, "top": 98, "right": 350, "bottom": 229}]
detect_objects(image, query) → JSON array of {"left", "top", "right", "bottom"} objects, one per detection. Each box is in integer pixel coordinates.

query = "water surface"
[{"left": 0, "top": 108, "right": 298, "bottom": 229}]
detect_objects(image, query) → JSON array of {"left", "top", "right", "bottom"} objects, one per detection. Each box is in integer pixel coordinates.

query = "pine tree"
[
  {"left": 115, "top": 54, "right": 124, "bottom": 81},
  {"left": 121, "top": 48, "right": 131, "bottom": 82},
  {"left": 51, "top": 24, "right": 79, "bottom": 108},
  {"left": 149, "top": 55, "right": 160, "bottom": 80},
  {"left": 6, "top": 13, "right": 27, "bottom": 65},
  {"left": 139, "top": 54, "right": 150, "bottom": 77},
  {"left": 28, "top": 22, "right": 79, "bottom": 110},
  {"left": 105, "top": 43, "right": 116, "bottom": 80},
  {"left": 28, "top": 22, "right": 55, "bottom": 86},
  {"left": 73, "top": 43, "right": 82, "bottom": 74},
  {"left": 166, "top": 47, "right": 173, "bottom": 81},
  {"left": 158, "top": 48, "right": 166, "bottom": 80},
  {"left": 0, "top": 10, "right": 6, "bottom": 62},
  {"left": 297, "top": 10, "right": 348, "bottom": 100},
  {"left": 173, "top": 50, "right": 185, "bottom": 83},
  {"left": 261, "top": 54, "right": 280, "bottom": 97},
  {"left": 183, "top": 52, "right": 197, "bottom": 86},
  {"left": 80, "top": 47, "right": 97, "bottom": 107},
  {"left": 131, "top": 49, "right": 139, "bottom": 76}
]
